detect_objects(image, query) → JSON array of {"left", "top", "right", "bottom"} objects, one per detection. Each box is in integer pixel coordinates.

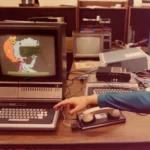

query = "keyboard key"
[{"left": 9, "top": 119, "right": 29, "bottom": 122}]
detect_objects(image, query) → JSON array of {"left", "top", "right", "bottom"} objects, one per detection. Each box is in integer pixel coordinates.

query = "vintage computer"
[
  {"left": 99, "top": 47, "right": 149, "bottom": 72},
  {"left": 0, "top": 21, "right": 67, "bottom": 130},
  {"left": 73, "top": 31, "right": 111, "bottom": 59}
]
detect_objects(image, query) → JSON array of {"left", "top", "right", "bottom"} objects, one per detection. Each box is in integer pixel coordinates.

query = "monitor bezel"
[
  {"left": 73, "top": 32, "right": 106, "bottom": 58},
  {"left": 0, "top": 21, "right": 66, "bottom": 82}
]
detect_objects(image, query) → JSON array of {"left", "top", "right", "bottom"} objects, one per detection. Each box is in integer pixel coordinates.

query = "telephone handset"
[
  {"left": 82, "top": 106, "right": 120, "bottom": 124},
  {"left": 71, "top": 106, "right": 125, "bottom": 130}
]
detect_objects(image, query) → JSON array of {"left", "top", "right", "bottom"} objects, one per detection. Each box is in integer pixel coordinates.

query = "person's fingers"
[
  {"left": 68, "top": 104, "right": 75, "bottom": 110},
  {"left": 53, "top": 100, "right": 67, "bottom": 109},
  {"left": 69, "top": 105, "right": 83, "bottom": 115},
  {"left": 53, "top": 99, "right": 73, "bottom": 109}
]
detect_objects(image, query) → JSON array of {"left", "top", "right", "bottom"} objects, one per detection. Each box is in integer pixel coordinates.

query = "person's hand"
[{"left": 53, "top": 95, "right": 98, "bottom": 115}]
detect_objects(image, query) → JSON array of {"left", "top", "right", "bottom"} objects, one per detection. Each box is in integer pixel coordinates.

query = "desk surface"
[{"left": 0, "top": 71, "right": 150, "bottom": 149}]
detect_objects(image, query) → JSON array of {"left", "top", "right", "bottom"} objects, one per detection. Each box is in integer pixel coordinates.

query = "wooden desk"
[{"left": 0, "top": 73, "right": 150, "bottom": 149}]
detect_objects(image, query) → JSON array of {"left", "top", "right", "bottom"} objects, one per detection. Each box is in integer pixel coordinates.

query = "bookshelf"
[
  {"left": 78, "top": 0, "right": 129, "bottom": 42},
  {"left": 0, "top": 6, "right": 77, "bottom": 37},
  {"left": 128, "top": 6, "right": 150, "bottom": 43},
  {"left": 2, "top": 0, "right": 150, "bottom": 44}
]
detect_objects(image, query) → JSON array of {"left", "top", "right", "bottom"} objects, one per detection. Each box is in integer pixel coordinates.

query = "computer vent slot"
[
  {"left": 20, "top": 87, "right": 53, "bottom": 91},
  {"left": 18, "top": 87, "right": 62, "bottom": 99}
]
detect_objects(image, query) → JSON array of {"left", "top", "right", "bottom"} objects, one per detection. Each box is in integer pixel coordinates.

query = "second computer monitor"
[{"left": 73, "top": 31, "right": 111, "bottom": 59}]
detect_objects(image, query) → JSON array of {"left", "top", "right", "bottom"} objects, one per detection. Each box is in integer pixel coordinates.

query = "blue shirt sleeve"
[{"left": 98, "top": 92, "right": 150, "bottom": 113}]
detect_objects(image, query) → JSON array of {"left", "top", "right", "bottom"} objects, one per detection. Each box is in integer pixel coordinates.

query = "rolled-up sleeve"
[{"left": 98, "top": 92, "right": 150, "bottom": 113}]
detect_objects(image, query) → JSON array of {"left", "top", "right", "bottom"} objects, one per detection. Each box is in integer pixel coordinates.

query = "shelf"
[
  {"left": 78, "top": 0, "right": 128, "bottom": 8},
  {"left": 0, "top": 7, "right": 77, "bottom": 37},
  {"left": 0, "top": 6, "right": 77, "bottom": 9},
  {"left": 128, "top": 6, "right": 150, "bottom": 42},
  {"left": 130, "top": 6, "right": 150, "bottom": 9},
  {"left": 79, "top": 7, "right": 127, "bottom": 10},
  {"left": 0, "top": 0, "right": 130, "bottom": 43}
]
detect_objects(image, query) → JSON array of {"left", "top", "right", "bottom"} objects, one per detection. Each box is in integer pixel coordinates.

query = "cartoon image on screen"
[
  {"left": 1, "top": 35, "right": 56, "bottom": 77},
  {"left": 4, "top": 36, "right": 38, "bottom": 73}
]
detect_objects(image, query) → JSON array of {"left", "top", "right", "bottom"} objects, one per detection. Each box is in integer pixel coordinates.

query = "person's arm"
[
  {"left": 98, "top": 91, "right": 150, "bottom": 113},
  {"left": 54, "top": 91, "right": 150, "bottom": 115},
  {"left": 53, "top": 95, "right": 98, "bottom": 115}
]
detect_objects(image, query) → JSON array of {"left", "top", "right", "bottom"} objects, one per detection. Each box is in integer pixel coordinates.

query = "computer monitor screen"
[
  {"left": 76, "top": 37, "right": 100, "bottom": 54},
  {"left": 0, "top": 35, "right": 55, "bottom": 77},
  {"left": 73, "top": 31, "right": 111, "bottom": 59},
  {"left": 0, "top": 22, "right": 66, "bottom": 82}
]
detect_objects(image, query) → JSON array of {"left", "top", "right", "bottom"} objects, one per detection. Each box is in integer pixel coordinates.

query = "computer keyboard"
[
  {"left": 0, "top": 101, "right": 57, "bottom": 125},
  {"left": 87, "top": 86, "right": 138, "bottom": 95},
  {"left": 0, "top": 102, "right": 59, "bottom": 130},
  {"left": 0, "top": 107, "right": 55, "bottom": 124}
]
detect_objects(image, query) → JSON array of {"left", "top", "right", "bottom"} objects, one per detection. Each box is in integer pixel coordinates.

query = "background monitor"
[{"left": 73, "top": 31, "right": 111, "bottom": 59}]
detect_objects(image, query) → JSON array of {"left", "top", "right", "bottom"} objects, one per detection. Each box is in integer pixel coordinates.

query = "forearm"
[
  {"left": 98, "top": 92, "right": 150, "bottom": 113},
  {"left": 87, "top": 95, "right": 98, "bottom": 105}
]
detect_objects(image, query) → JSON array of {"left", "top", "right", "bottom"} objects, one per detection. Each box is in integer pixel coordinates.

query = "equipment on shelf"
[
  {"left": 28, "top": 16, "right": 64, "bottom": 23},
  {"left": 81, "top": 15, "right": 111, "bottom": 32},
  {"left": 19, "top": 0, "right": 35, "bottom": 6},
  {"left": 129, "top": 39, "right": 148, "bottom": 48}
]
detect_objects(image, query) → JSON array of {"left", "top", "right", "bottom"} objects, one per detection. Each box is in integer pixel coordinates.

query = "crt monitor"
[
  {"left": 73, "top": 31, "right": 111, "bottom": 59},
  {"left": 0, "top": 22, "right": 67, "bottom": 94}
]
